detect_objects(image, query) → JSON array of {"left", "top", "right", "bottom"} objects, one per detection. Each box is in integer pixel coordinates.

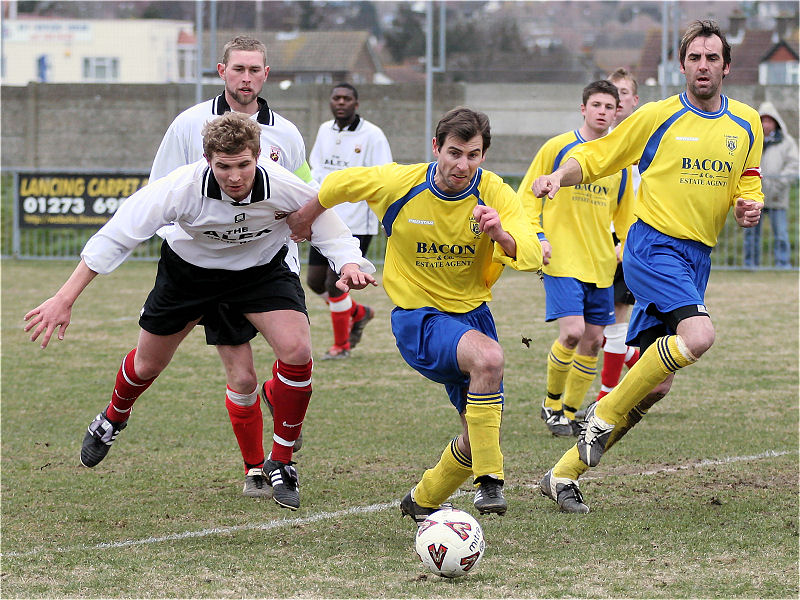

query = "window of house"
[
  {"left": 759, "top": 62, "right": 799, "bottom": 85},
  {"left": 295, "top": 73, "right": 333, "bottom": 84},
  {"left": 82, "top": 57, "right": 119, "bottom": 82},
  {"left": 177, "top": 47, "right": 196, "bottom": 82}
]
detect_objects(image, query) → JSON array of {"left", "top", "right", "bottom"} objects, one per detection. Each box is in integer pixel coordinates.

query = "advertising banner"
[{"left": 17, "top": 172, "right": 148, "bottom": 228}]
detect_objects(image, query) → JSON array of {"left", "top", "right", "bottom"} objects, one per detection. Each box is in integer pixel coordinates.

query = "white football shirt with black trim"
[
  {"left": 309, "top": 115, "right": 392, "bottom": 235},
  {"left": 82, "top": 159, "right": 374, "bottom": 276},
  {"left": 150, "top": 94, "right": 307, "bottom": 180}
]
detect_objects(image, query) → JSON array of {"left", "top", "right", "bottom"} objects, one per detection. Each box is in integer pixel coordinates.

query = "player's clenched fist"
[
  {"left": 733, "top": 198, "right": 763, "bottom": 228},
  {"left": 532, "top": 174, "right": 561, "bottom": 199}
]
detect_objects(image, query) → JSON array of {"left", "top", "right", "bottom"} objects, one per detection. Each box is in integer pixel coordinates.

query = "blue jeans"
[{"left": 743, "top": 208, "right": 791, "bottom": 268}]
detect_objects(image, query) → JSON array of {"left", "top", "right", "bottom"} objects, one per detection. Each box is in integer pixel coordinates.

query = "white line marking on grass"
[
  {"left": 581, "top": 449, "right": 794, "bottom": 481},
  {"left": 3, "top": 449, "right": 792, "bottom": 559}
]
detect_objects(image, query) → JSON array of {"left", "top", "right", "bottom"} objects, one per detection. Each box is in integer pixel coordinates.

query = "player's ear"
[
  {"left": 264, "top": 65, "right": 270, "bottom": 80},
  {"left": 217, "top": 63, "right": 225, "bottom": 79},
  {"left": 431, "top": 138, "right": 440, "bottom": 157}
]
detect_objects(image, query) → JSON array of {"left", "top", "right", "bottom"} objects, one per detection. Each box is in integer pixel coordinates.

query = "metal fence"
[{"left": 2, "top": 168, "right": 796, "bottom": 270}]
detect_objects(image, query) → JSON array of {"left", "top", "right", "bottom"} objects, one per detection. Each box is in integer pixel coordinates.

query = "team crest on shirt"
[
  {"left": 235, "top": 213, "right": 245, "bottom": 223},
  {"left": 269, "top": 146, "right": 281, "bottom": 162},
  {"left": 725, "top": 135, "right": 738, "bottom": 155},
  {"left": 354, "top": 144, "right": 362, "bottom": 154},
  {"left": 468, "top": 216, "right": 482, "bottom": 239}
]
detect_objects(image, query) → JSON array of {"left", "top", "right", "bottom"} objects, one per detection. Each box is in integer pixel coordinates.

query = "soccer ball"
[{"left": 414, "top": 508, "right": 485, "bottom": 578}]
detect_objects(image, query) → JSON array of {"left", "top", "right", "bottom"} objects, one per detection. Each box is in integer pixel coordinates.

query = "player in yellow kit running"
[
  {"left": 532, "top": 21, "right": 764, "bottom": 513},
  {"left": 288, "top": 107, "right": 542, "bottom": 521},
  {"left": 518, "top": 80, "right": 635, "bottom": 438}
]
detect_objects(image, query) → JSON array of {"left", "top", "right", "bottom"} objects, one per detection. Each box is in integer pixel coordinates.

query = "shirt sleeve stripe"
[{"left": 639, "top": 108, "right": 688, "bottom": 174}]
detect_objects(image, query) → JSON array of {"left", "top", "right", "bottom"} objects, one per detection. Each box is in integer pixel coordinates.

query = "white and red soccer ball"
[{"left": 414, "top": 508, "right": 485, "bottom": 578}]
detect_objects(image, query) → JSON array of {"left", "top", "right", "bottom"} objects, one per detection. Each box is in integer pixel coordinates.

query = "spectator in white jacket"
[{"left": 743, "top": 102, "right": 798, "bottom": 269}]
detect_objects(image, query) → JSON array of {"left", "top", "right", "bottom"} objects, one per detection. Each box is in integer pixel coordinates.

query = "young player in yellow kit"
[
  {"left": 532, "top": 21, "right": 764, "bottom": 513},
  {"left": 517, "top": 80, "right": 635, "bottom": 438}
]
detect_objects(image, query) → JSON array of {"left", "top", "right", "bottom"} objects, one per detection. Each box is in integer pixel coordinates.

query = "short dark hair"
[
  {"left": 202, "top": 112, "right": 261, "bottom": 159},
  {"left": 582, "top": 80, "right": 620, "bottom": 106},
  {"left": 607, "top": 67, "right": 638, "bottom": 95},
  {"left": 679, "top": 20, "right": 731, "bottom": 68},
  {"left": 331, "top": 82, "right": 358, "bottom": 100},
  {"left": 435, "top": 107, "right": 491, "bottom": 154}
]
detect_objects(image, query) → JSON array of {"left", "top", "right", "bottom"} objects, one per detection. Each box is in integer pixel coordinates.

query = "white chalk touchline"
[{"left": 3, "top": 449, "right": 792, "bottom": 559}]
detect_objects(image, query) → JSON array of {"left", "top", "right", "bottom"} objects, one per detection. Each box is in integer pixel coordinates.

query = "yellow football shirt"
[
  {"left": 318, "top": 162, "right": 542, "bottom": 312},
  {"left": 517, "top": 130, "right": 635, "bottom": 287},
  {"left": 569, "top": 93, "right": 764, "bottom": 247}
]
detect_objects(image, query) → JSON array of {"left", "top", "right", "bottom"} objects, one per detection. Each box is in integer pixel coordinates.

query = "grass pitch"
[{"left": 1, "top": 259, "right": 798, "bottom": 598}]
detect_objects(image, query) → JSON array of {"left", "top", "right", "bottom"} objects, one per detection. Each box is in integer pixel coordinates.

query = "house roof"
[
  {"left": 727, "top": 29, "right": 775, "bottom": 85},
  {"left": 636, "top": 27, "right": 799, "bottom": 86},
  {"left": 382, "top": 61, "right": 426, "bottom": 84},
  {"left": 763, "top": 39, "right": 800, "bottom": 62},
  {"left": 592, "top": 48, "right": 642, "bottom": 76},
  {"left": 208, "top": 30, "right": 380, "bottom": 74},
  {"left": 636, "top": 28, "right": 664, "bottom": 83}
]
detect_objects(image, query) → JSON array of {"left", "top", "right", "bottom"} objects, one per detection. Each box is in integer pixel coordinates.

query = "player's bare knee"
[
  {"left": 679, "top": 328, "right": 715, "bottom": 358},
  {"left": 276, "top": 341, "right": 312, "bottom": 366},
  {"left": 132, "top": 355, "right": 167, "bottom": 380},
  {"left": 227, "top": 370, "right": 258, "bottom": 395},
  {"left": 674, "top": 313, "right": 715, "bottom": 358},
  {"left": 560, "top": 330, "right": 582, "bottom": 348},
  {"left": 476, "top": 343, "right": 504, "bottom": 380},
  {"left": 586, "top": 331, "right": 605, "bottom": 355}
]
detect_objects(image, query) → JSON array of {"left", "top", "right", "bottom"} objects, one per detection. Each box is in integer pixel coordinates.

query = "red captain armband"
[{"left": 742, "top": 167, "right": 762, "bottom": 178}]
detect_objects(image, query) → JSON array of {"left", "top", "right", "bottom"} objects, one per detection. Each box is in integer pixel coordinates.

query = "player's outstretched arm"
[
  {"left": 336, "top": 263, "right": 378, "bottom": 293},
  {"left": 733, "top": 198, "right": 764, "bottom": 228},
  {"left": 23, "top": 259, "right": 98, "bottom": 349},
  {"left": 286, "top": 195, "right": 326, "bottom": 242}
]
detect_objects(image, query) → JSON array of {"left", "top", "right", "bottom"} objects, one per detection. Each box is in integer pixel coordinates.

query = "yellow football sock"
[
  {"left": 464, "top": 392, "right": 504, "bottom": 482},
  {"left": 552, "top": 445, "right": 589, "bottom": 481},
  {"left": 545, "top": 339, "right": 575, "bottom": 410},
  {"left": 596, "top": 335, "right": 696, "bottom": 425},
  {"left": 562, "top": 353, "right": 598, "bottom": 420},
  {"left": 604, "top": 397, "right": 653, "bottom": 453},
  {"left": 414, "top": 437, "right": 473, "bottom": 508}
]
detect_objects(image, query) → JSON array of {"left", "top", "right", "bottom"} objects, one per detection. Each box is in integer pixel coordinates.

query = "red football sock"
[
  {"left": 625, "top": 347, "right": 640, "bottom": 368},
  {"left": 107, "top": 348, "right": 155, "bottom": 423},
  {"left": 596, "top": 350, "right": 626, "bottom": 401},
  {"left": 600, "top": 351, "right": 626, "bottom": 388},
  {"left": 329, "top": 293, "right": 352, "bottom": 348},
  {"left": 267, "top": 359, "right": 312, "bottom": 464},
  {"left": 225, "top": 386, "right": 264, "bottom": 471},
  {"left": 350, "top": 302, "right": 366, "bottom": 321}
]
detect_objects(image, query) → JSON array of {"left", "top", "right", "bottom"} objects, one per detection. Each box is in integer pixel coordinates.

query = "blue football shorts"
[
  {"left": 390, "top": 302, "right": 502, "bottom": 413},
  {"left": 623, "top": 220, "right": 712, "bottom": 346},
  {"left": 542, "top": 274, "right": 615, "bottom": 325}
]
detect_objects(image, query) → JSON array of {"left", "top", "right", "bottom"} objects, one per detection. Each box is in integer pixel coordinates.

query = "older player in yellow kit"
[
  {"left": 532, "top": 21, "right": 764, "bottom": 513},
  {"left": 288, "top": 107, "right": 542, "bottom": 520}
]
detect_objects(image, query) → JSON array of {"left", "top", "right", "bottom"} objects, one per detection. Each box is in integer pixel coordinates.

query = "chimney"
[
  {"left": 775, "top": 14, "right": 794, "bottom": 39},
  {"left": 728, "top": 12, "right": 746, "bottom": 38}
]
